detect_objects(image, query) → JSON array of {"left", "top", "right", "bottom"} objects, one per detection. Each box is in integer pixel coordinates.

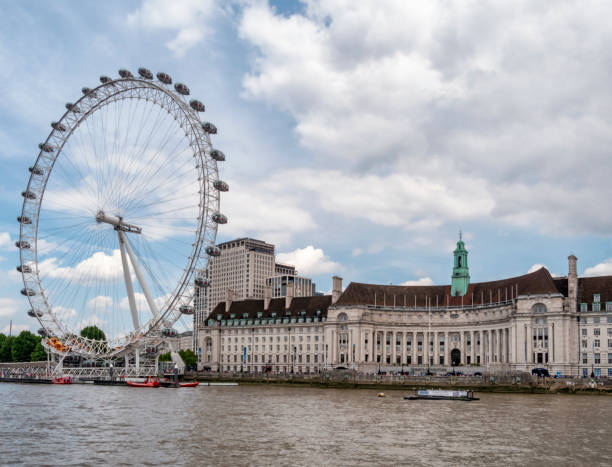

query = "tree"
[
  {"left": 80, "top": 326, "right": 106, "bottom": 341},
  {"left": 0, "top": 333, "right": 12, "bottom": 362},
  {"left": 11, "top": 331, "right": 39, "bottom": 362},
  {"left": 30, "top": 340, "right": 47, "bottom": 361},
  {"left": 179, "top": 349, "right": 197, "bottom": 367},
  {"left": 158, "top": 352, "right": 171, "bottom": 362}
]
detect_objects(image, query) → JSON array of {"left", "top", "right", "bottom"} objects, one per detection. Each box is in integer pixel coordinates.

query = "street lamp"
[{"left": 109, "top": 363, "right": 113, "bottom": 381}]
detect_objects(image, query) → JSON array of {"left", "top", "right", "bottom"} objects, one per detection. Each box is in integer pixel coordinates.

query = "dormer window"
[
  {"left": 243, "top": 313, "right": 249, "bottom": 319},
  {"left": 257, "top": 312, "right": 263, "bottom": 318},
  {"left": 592, "top": 302, "right": 601, "bottom": 312},
  {"left": 271, "top": 312, "right": 277, "bottom": 318},
  {"left": 594, "top": 294, "right": 600, "bottom": 303},
  {"left": 230, "top": 313, "right": 236, "bottom": 319},
  {"left": 217, "top": 314, "right": 222, "bottom": 320},
  {"left": 580, "top": 303, "right": 588, "bottom": 312}
]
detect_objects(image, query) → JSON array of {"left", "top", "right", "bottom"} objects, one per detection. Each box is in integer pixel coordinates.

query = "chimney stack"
[
  {"left": 568, "top": 255, "right": 578, "bottom": 311},
  {"left": 225, "top": 289, "right": 234, "bottom": 313},
  {"left": 285, "top": 282, "right": 295, "bottom": 309},
  {"left": 332, "top": 276, "right": 343, "bottom": 304},
  {"left": 264, "top": 284, "right": 272, "bottom": 310}
]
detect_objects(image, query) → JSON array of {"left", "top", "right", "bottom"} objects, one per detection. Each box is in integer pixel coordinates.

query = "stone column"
[
  {"left": 433, "top": 331, "right": 439, "bottom": 366},
  {"left": 391, "top": 331, "right": 396, "bottom": 365},
  {"left": 423, "top": 332, "right": 428, "bottom": 366},
  {"left": 459, "top": 331, "right": 465, "bottom": 365},
  {"left": 470, "top": 330, "right": 475, "bottom": 364},
  {"left": 401, "top": 332, "right": 406, "bottom": 365},
  {"left": 411, "top": 331, "right": 417, "bottom": 365},
  {"left": 526, "top": 324, "right": 532, "bottom": 364},
  {"left": 444, "top": 331, "right": 450, "bottom": 366},
  {"left": 382, "top": 331, "right": 387, "bottom": 364}
]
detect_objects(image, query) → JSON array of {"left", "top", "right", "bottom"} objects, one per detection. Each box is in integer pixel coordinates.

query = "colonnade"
[{"left": 335, "top": 328, "right": 512, "bottom": 366}]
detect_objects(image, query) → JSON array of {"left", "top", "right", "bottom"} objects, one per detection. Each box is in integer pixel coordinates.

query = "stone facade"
[{"left": 197, "top": 255, "right": 612, "bottom": 377}]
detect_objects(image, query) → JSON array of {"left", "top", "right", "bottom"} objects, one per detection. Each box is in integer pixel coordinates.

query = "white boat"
[{"left": 404, "top": 389, "right": 478, "bottom": 401}]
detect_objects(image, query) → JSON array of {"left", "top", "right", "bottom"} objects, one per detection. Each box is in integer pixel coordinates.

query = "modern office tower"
[
  {"left": 275, "top": 263, "right": 296, "bottom": 275},
  {"left": 206, "top": 238, "right": 276, "bottom": 315},
  {"left": 267, "top": 274, "right": 314, "bottom": 298}
]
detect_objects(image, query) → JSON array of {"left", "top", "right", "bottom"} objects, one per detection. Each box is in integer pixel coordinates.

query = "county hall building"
[{"left": 197, "top": 236, "right": 612, "bottom": 378}]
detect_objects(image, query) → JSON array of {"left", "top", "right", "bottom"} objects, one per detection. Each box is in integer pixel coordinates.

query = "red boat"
[
  {"left": 127, "top": 376, "right": 160, "bottom": 388},
  {"left": 179, "top": 382, "right": 199, "bottom": 388},
  {"left": 52, "top": 376, "right": 72, "bottom": 384}
]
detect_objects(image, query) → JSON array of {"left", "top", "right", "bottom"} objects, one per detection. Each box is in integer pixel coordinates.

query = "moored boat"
[
  {"left": 52, "top": 376, "right": 72, "bottom": 384},
  {"left": 127, "top": 376, "right": 160, "bottom": 388},
  {"left": 404, "top": 389, "right": 479, "bottom": 401}
]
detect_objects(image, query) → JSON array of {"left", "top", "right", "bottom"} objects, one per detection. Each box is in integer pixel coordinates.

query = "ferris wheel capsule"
[
  {"left": 202, "top": 122, "right": 217, "bottom": 134},
  {"left": 100, "top": 75, "right": 112, "bottom": 84},
  {"left": 29, "top": 166, "right": 43, "bottom": 175},
  {"left": 28, "top": 309, "right": 43, "bottom": 318},
  {"left": 210, "top": 149, "right": 225, "bottom": 161},
  {"left": 16, "top": 264, "right": 32, "bottom": 273},
  {"left": 21, "top": 288, "right": 36, "bottom": 296},
  {"left": 119, "top": 69, "right": 133, "bottom": 78},
  {"left": 156, "top": 72, "right": 172, "bottom": 84},
  {"left": 38, "top": 143, "right": 54, "bottom": 153},
  {"left": 38, "top": 328, "right": 50, "bottom": 337},
  {"left": 212, "top": 212, "right": 227, "bottom": 224},
  {"left": 179, "top": 305, "right": 195, "bottom": 315},
  {"left": 65, "top": 103, "right": 80, "bottom": 113},
  {"left": 51, "top": 122, "right": 67, "bottom": 132},
  {"left": 138, "top": 67, "right": 153, "bottom": 79},
  {"left": 190, "top": 100, "right": 205, "bottom": 112},
  {"left": 17, "top": 216, "right": 32, "bottom": 224},
  {"left": 15, "top": 240, "right": 30, "bottom": 249},
  {"left": 195, "top": 277, "right": 210, "bottom": 287},
  {"left": 174, "top": 83, "right": 190, "bottom": 95},
  {"left": 21, "top": 190, "right": 36, "bottom": 200},
  {"left": 213, "top": 180, "right": 229, "bottom": 192},
  {"left": 206, "top": 245, "right": 221, "bottom": 257}
]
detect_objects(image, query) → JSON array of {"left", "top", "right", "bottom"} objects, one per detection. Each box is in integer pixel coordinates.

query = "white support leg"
[
  {"left": 118, "top": 230, "right": 140, "bottom": 330},
  {"left": 121, "top": 231, "right": 160, "bottom": 319},
  {"left": 136, "top": 349, "right": 140, "bottom": 370}
]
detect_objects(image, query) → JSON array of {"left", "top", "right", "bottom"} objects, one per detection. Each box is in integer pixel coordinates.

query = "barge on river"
[{"left": 404, "top": 389, "right": 479, "bottom": 401}]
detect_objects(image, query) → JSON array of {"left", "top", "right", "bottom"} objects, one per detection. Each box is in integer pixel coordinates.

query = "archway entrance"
[{"left": 451, "top": 349, "right": 461, "bottom": 366}]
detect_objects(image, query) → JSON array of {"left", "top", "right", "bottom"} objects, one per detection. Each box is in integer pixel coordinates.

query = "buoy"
[{"left": 377, "top": 392, "right": 385, "bottom": 397}]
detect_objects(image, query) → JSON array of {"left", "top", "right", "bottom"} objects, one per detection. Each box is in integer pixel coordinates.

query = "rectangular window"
[
  {"left": 594, "top": 353, "right": 600, "bottom": 364},
  {"left": 594, "top": 317, "right": 600, "bottom": 324},
  {"left": 594, "top": 328, "right": 600, "bottom": 336},
  {"left": 608, "top": 354, "right": 612, "bottom": 364},
  {"left": 582, "top": 340, "right": 587, "bottom": 348},
  {"left": 594, "top": 294, "right": 601, "bottom": 303},
  {"left": 594, "top": 340, "right": 600, "bottom": 348},
  {"left": 582, "top": 353, "right": 588, "bottom": 364},
  {"left": 580, "top": 303, "right": 588, "bottom": 312},
  {"left": 606, "top": 303, "right": 612, "bottom": 312},
  {"left": 593, "top": 303, "right": 601, "bottom": 312},
  {"left": 609, "top": 339, "right": 612, "bottom": 348},
  {"left": 582, "top": 329, "right": 587, "bottom": 336}
]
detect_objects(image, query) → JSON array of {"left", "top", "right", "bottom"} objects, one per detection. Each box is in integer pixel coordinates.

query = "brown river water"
[{"left": 1, "top": 383, "right": 611, "bottom": 466}]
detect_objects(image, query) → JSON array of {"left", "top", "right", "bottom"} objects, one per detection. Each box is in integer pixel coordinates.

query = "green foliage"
[
  {"left": 179, "top": 349, "right": 197, "bottom": 367},
  {"left": 80, "top": 326, "right": 106, "bottom": 341},
  {"left": 0, "top": 333, "right": 13, "bottom": 362},
  {"left": 158, "top": 352, "right": 171, "bottom": 362},
  {"left": 11, "top": 331, "right": 38, "bottom": 362},
  {"left": 30, "top": 340, "right": 47, "bottom": 361}
]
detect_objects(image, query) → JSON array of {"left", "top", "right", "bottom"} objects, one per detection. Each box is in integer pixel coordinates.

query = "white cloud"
[
  {"left": 277, "top": 245, "right": 340, "bottom": 276},
  {"left": 0, "top": 298, "right": 22, "bottom": 318},
  {"left": 584, "top": 258, "right": 612, "bottom": 277},
  {"left": 86, "top": 295, "right": 113, "bottom": 313},
  {"left": 400, "top": 277, "right": 434, "bottom": 286},
  {"left": 1, "top": 323, "right": 30, "bottom": 334},
  {"left": 238, "top": 1, "right": 612, "bottom": 236},
  {"left": 127, "top": 0, "right": 217, "bottom": 57},
  {"left": 0, "top": 232, "right": 12, "bottom": 250},
  {"left": 351, "top": 248, "right": 363, "bottom": 257},
  {"left": 528, "top": 264, "right": 546, "bottom": 274},
  {"left": 39, "top": 250, "right": 125, "bottom": 283}
]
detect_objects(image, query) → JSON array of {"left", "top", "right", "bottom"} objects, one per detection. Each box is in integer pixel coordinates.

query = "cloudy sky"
[{"left": 2, "top": 0, "right": 612, "bottom": 335}]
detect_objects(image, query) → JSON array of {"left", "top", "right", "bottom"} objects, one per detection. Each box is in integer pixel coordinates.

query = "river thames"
[{"left": 1, "top": 383, "right": 611, "bottom": 466}]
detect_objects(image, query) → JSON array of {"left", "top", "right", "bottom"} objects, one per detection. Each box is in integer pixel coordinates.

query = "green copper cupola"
[{"left": 451, "top": 231, "right": 470, "bottom": 297}]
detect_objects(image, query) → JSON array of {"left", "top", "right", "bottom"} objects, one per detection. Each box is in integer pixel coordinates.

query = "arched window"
[
  {"left": 532, "top": 303, "right": 547, "bottom": 313},
  {"left": 337, "top": 312, "right": 348, "bottom": 322}
]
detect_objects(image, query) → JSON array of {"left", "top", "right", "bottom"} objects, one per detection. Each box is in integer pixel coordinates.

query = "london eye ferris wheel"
[{"left": 16, "top": 67, "right": 227, "bottom": 360}]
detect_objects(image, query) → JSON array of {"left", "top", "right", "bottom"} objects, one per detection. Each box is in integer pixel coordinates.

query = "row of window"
[
  {"left": 581, "top": 339, "right": 612, "bottom": 349},
  {"left": 582, "top": 353, "right": 612, "bottom": 364},
  {"left": 221, "top": 343, "right": 321, "bottom": 352},
  {"left": 222, "top": 335, "right": 320, "bottom": 343},
  {"left": 581, "top": 328, "right": 612, "bottom": 336},
  {"left": 224, "top": 353, "right": 323, "bottom": 363},
  {"left": 580, "top": 302, "right": 612, "bottom": 312}
]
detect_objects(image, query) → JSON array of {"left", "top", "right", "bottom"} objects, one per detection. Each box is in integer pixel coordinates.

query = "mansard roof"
[
  {"left": 335, "top": 267, "right": 561, "bottom": 307},
  {"left": 206, "top": 295, "right": 332, "bottom": 322},
  {"left": 577, "top": 275, "right": 612, "bottom": 305}
]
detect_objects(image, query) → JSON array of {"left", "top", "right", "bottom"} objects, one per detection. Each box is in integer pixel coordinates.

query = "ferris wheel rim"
[{"left": 17, "top": 69, "right": 225, "bottom": 358}]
